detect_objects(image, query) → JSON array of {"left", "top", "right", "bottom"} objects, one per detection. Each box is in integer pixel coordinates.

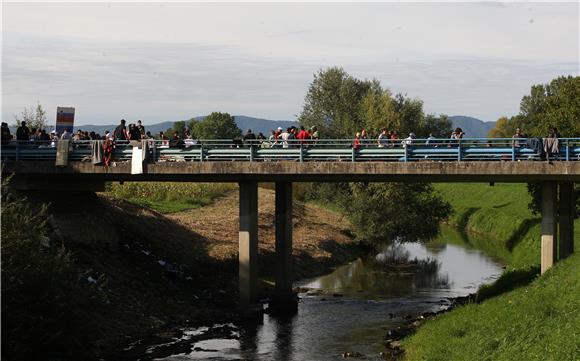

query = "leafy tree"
[
  {"left": 298, "top": 67, "right": 375, "bottom": 138},
  {"left": 392, "top": 93, "right": 424, "bottom": 136},
  {"left": 166, "top": 120, "right": 187, "bottom": 137},
  {"left": 487, "top": 116, "right": 516, "bottom": 138},
  {"left": 487, "top": 75, "right": 580, "bottom": 137},
  {"left": 359, "top": 89, "right": 399, "bottom": 133},
  {"left": 298, "top": 67, "right": 453, "bottom": 244},
  {"left": 344, "top": 182, "right": 453, "bottom": 242},
  {"left": 192, "top": 112, "right": 241, "bottom": 139},
  {"left": 14, "top": 103, "right": 47, "bottom": 130},
  {"left": 419, "top": 114, "right": 453, "bottom": 138}
]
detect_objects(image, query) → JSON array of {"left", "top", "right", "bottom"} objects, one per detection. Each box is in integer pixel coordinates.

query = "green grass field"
[
  {"left": 404, "top": 183, "right": 580, "bottom": 361},
  {"left": 106, "top": 182, "right": 236, "bottom": 213}
]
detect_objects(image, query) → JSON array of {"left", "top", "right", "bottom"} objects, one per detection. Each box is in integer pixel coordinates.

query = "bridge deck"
[
  {"left": 2, "top": 138, "right": 579, "bottom": 182},
  {"left": 5, "top": 160, "right": 580, "bottom": 182}
]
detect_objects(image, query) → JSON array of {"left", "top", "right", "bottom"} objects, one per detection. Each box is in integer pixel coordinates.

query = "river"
[{"left": 132, "top": 226, "right": 503, "bottom": 361}]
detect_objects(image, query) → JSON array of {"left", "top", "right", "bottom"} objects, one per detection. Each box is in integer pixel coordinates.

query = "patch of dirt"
[{"left": 168, "top": 187, "right": 361, "bottom": 279}]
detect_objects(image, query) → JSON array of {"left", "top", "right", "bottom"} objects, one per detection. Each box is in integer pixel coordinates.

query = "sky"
[{"left": 2, "top": 1, "right": 579, "bottom": 125}]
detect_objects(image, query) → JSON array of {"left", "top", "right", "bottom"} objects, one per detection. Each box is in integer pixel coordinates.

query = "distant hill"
[
  {"left": 449, "top": 116, "right": 496, "bottom": 138},
  {"left": 67, "top": 116, "right": 297, "bottom": 136}
]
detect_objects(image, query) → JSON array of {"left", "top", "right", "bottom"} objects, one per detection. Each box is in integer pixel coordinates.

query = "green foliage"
[
  {"left": 165, "top": 120, "right": 187, "bottom": 137},
  {"left": 298, "top": 67, "right": 376, "bottom": 138},
  {"left": 526, "top": 182, "right": 580, "bottom": 216},
  {"left": 298, "top": 67, "right": 453, "bottom": 244},
  {"left": 345, "top": 183, "right": 452, "bottom": 242},
  {"left": 298, "top": 67, "right": 452, "bottom": 138},
  {"left": 191, "top": 112, "right": 242, "bottom": 139},
  {"left": 488, "top": 75, "right": 580, "bottom": 138},
  {"left": 1, "top": 178, "right": 98, "bottom": 360},
  {"left": 106, "top": 182, "right": 236, "bottom": 213},
  {"left": 420, "top": 114, "right": 453, "bottom": 138},
  {"left": 304, "top": 182, "right": 452, "bottom": 243}
]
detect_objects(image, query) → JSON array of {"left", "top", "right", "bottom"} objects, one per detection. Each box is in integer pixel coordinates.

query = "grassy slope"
[{"left": 404, "top": 183, "right": 580, "bottom": 361}]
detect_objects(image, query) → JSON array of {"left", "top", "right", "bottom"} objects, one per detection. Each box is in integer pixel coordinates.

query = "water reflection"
[
  {"left": 145, "top": 226, "right": 503, "bottom": 361},
  {"left": 301, "top": 242, "right": 451, "bottom": 299}
]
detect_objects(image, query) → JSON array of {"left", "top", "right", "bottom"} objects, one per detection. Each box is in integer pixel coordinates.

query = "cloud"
[{"left": 2, "top": 2, "right": 578, "bottom": 125}]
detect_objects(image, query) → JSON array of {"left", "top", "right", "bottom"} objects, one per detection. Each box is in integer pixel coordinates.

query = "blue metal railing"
[{"left": 1, "top": 138, "right": 580, "bottom": 163}]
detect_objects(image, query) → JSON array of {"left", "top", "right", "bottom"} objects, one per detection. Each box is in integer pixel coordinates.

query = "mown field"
[{"left": 403, "top": 183, "right": 580, "bottom": 361}]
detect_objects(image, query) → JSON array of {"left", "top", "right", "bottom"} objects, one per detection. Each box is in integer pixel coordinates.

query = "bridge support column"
[
  {"left": 559, "top": 182, "right": 575, "bottom": 260},
  {"left": 541, "top": 181, "right": 557, "bottom": 274},
  {"left": 239, "top": 181, "right": 258, "bottom": 308},
  {"left": 271, "top": 182, "right": 297, "bottom": 313}
]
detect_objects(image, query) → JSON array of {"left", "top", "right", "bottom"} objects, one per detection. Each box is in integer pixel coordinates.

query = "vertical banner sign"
[{"left": 56, "top": 107, "right": 75, "bottom": 135}]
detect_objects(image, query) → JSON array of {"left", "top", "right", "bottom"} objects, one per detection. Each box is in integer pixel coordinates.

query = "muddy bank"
[
  {"left": 168, "top": 188, "right": 367, "bottom": 280},
  {"left": 24, "top": 187, "right": 364, "bottom": 358}
]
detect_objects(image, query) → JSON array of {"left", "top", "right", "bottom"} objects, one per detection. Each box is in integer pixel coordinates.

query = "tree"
[
  {"left": 487, "top": 116, "right": 515, "bottom": 138},
  {"left": 166, "top": 120, "right": 187, "bottom": 137},
  {"left": 486, "top": 75, "right": 580, "bottom": 213},
  {"left": 488, "top": 75, "right": 580, "bottom": 137},
  {"left": 298, "top": 67, "right": 375, "bottom": 138},
  {"left": 298, "top": 67, "right": 452, "bottom": 244},
  {"left": 192, "top": 112, "right": 241, "bottom": 139},
  {"left": 392, "top": 93, "right": 424, "bottom": 136},
  {"left": 359, "top": 89, "right": 399, "bottom": 133},
  {"left": 419, "top": 114, "right": 453, "bottom": 138},
  {"left": 14, "top": 103, "right": 47, "bottom": 130},
  {"left": 344, "top": 182, "right": 453, "bottom": 242}
]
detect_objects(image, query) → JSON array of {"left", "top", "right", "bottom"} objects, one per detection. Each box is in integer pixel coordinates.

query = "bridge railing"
[{"left": 1, "top": 138, "right": 580, "bottom": 163}]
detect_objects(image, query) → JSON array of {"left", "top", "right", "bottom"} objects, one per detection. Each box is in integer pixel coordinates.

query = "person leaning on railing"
[{"left": 512, "top": 128, "right": 526, "bottom": 148}]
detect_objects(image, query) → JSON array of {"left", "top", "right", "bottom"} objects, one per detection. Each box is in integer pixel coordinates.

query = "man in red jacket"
[{"left": 296, "top": 126, "right": 310, "bottom": 145}]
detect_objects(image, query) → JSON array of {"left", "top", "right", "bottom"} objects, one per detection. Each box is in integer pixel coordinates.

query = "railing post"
[
  {"left": 512, "top": 141, "right": 516, "bottom": 161},
  {"left": 404, "top": 143, "right": 408, "bottom": 162},
  {"left": 457, "top": 140, "right": 462, "bottom": 161},
  {"left": 15, "top": 141, "right": 20, "bottom": 161},
  {"left": 299, "top": 144, "right": 304, "bottom": 162},
  {"left": 351, "top": 147, "right": 356, "bottom": 162},
  {"left": 199, "top": 144, "right": 204, "bottom": 162},
  {"left": 566, "top": 140, "right": 570, "bottom": 161},
  {"left": 249, "top": 144, "right": 254, "bottom": 162}
]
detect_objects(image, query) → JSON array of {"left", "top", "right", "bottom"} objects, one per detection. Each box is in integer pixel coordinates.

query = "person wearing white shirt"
[{"left": 60, "top": 129, "right": 72, "bottom": 140}]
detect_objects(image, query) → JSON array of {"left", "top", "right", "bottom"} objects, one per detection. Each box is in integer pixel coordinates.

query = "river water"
[{"left": 138, "top": 227, "right": 503, "bottom": 361}]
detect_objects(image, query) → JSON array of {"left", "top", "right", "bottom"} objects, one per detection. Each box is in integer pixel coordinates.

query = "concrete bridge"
[{"left": 2, "top": 138, "right": 579, "bottom": 309}]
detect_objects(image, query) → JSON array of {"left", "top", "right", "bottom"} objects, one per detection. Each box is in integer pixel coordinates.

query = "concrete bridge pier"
[
  {"left": 558, "top": 182, "right": 575, "bottom": 260},
  {"left": 270, "top": 181, "right": 298, "bottom": 313},
  {"left": 239, "top": 181, "right": 259, "bottom": 308},
  {"left": 541, "top": 181, "right": 557, "bottom": 274}
]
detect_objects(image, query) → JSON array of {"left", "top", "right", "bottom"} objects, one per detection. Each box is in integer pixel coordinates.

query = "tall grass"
[{"left": 106, "top": 182, "right": 236, "bottom": 213}]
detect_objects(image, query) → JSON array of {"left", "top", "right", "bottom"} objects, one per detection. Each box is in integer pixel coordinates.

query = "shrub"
[{"left": 1, "top": 177, "right": 98, "bottom": 361}]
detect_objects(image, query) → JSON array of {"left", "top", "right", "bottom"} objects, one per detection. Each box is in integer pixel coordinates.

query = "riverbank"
[
  {"left": 22, "top": 184, "right": 363, "bottom": 359},
  {"left": 402, "top": 183, "right": 580, "bottom": 361}
]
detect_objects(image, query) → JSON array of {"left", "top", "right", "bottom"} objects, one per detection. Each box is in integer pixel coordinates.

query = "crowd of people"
[{"left": 0, "top": 119, "right": 563, "bottom": 152}]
